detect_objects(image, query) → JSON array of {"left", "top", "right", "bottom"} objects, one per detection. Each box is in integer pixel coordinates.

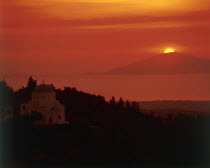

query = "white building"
[{"left": 21, "top": 84, "right": 67, "bottom": 125}]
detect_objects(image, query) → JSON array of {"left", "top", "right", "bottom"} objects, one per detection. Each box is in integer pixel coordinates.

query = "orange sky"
[
  {"left": 1, "top": 0, "right": 210, "bottom": 74},
  {"left": 1, "top": 0, "right": 210, "bottom": 100}
]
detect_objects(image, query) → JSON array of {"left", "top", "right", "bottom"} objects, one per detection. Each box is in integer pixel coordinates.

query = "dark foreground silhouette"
[{"left": 1, "top": 77, "right": 210, "bottom": 168}]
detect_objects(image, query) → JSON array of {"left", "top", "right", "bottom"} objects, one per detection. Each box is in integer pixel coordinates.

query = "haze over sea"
[{"left": 2, "top": 74, "right": 210, "bottom": 101}]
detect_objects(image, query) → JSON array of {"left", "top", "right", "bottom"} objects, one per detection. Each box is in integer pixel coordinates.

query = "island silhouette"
[{"left": 107, "top": 52, "right": 210, "bottom": 75}]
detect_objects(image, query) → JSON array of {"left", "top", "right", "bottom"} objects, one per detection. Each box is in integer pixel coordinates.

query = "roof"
[{"left": 34, "top": 84, "right": 55, "bottom": 93}]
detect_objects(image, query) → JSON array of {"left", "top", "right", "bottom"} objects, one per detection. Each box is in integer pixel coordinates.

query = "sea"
[{"left": 2, "top": 73, "right": 210, "bottom": 102}]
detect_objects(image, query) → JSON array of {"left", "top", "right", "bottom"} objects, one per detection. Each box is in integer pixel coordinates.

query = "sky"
[{"left": 1, "top": 0, "right": 210, "bottom": 100}]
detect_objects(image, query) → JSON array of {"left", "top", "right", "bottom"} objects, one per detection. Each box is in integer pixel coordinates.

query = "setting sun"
[{"left": 164, "top": 48, "right": 175, "bottom": 53}]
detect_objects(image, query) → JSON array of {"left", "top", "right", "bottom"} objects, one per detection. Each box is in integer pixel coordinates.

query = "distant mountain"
[
  {"left": 139, "top": 101, "right": 210, "bottom": 115},
  {"left": 107, "top": 53, "right": 210, "bottom": 75}
]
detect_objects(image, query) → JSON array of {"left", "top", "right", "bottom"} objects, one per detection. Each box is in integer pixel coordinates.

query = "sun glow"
[
  {"left": 16, "top": 0, "right": 200, "bottom": 20},
  {"left": 164, "top": 48, "right": 175, "bottom": 53}
]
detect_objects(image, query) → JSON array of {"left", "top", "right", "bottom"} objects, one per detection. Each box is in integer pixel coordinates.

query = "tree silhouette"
[
  {"left": 110, "top": 96, "right": 116, "bottom": 107},
  {"left": 0, "top": 81, "right": 14, "bottom": 118},
  {"left": 125, "top": 100, "right": 130, "bottom": 110},
  {"left": 118, "top": 97, "right": 124, "bottom": 109},
  {"left": 131, "top": 101, "right": 140, "bottom": 112},
  {"left": 27, "top": 76, "right": 37, "bottom": 91}
]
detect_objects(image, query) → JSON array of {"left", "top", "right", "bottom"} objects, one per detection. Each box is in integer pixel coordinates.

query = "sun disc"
[{"left": 164, "top": 48, "right": 175, "bottom": 53}]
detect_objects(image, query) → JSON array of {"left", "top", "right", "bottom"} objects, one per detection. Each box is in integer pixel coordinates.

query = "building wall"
[
  {"left": 21, "top": 91, "right": 67, "bottom": 125},
  {"left": 21, "top": 104, "right": 31, "bottom": 115},
  {"left": 32, "top": 92, "right": 56, "bottom": 108}
]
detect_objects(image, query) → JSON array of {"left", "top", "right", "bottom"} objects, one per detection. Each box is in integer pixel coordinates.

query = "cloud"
[
  {"left": 1, "top": 0, "right": 210, "bottom": 31},
  {"left": 1, "top": 0, "right": 210, "bottom": 76},
  {"left": 15, "top": 0, "right": 210, "bottom": 19}
]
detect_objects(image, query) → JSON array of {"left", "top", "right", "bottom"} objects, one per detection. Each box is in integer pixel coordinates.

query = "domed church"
[{"left": 21, "top": 84, "right": 67, "bottom": 125}]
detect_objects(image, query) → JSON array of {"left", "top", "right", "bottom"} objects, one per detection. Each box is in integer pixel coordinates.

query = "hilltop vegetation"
[
  {"left": 1, "top": 76, "right": 210, "bottom": 167},
  {"left": 0, "top": 76, "right": 140, "bottom": 125}
]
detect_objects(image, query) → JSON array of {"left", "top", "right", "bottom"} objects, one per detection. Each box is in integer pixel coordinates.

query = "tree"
[
  {"left": 0, "top": 81, "right": 14, "bottom": 118},
  {"left": 131, "top": 101, "right": 140, "bottom": 112},
  {"left": 125, "top": 100, "right": 130, "bottom": 110},
  {"left": 110, "top": 96, "right": 116, "bottom": 106},
  {"left": 118, "top": 97, "right": 124, "bottom": 109},
  {"left": 27, "top": 76, "right": 37, "bottom": 91},
  {"left": 50, "top": 84, "right": 56, "bottom": 90},
  {"left": 0, "top": 81, "right": 14, "bottom": 106}
]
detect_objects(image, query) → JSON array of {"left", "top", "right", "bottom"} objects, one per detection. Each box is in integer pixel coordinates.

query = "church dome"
[{"left": 34, "top": 84, "right": 55, "bottom": 93}]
